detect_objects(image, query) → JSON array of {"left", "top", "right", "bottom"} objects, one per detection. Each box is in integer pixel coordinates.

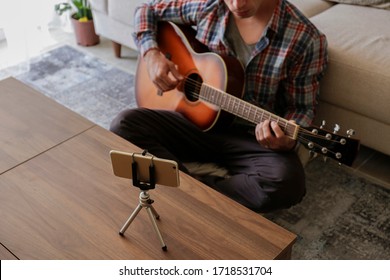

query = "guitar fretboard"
[{"left": 199, "top": 84, "right": 299, "bottom": 139}]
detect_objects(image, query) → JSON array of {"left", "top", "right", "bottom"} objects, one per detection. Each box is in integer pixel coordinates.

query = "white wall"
[{"left": 0, "top": 0, "right": 63, "bottom": 72}]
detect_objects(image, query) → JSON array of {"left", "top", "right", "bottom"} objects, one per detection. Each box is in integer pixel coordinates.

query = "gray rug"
[
  {"left": 11, "top": 45, "right": 136, "bottom": 129},
  {"left": 265, "top": 159, "right": 390, "bottom": 259},
  {"left": 4, "top": 45, "right": 390, "bottom": 260}
]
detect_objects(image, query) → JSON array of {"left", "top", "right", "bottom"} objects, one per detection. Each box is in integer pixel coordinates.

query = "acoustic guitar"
[{"left": 135, "top": 22, "right": 360, "bottom": 166}]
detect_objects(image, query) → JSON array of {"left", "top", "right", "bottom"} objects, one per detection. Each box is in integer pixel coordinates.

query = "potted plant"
[{"left": 55, "top": 0, "right": 99, "bottom": 46}]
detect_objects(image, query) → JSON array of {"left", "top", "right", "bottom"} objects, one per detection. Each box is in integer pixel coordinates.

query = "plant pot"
[{"left": 71, "top": 15, "right": 99, "bottom": 46}]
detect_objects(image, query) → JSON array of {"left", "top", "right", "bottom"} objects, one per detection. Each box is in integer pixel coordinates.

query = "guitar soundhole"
[{"left": 184, "top": 73, "right": 203, "bottom": 102}]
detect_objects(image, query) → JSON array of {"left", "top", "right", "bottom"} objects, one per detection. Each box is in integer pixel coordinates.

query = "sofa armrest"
[{"left": 288, "top": 0, "right": 335, "bottom": 17}]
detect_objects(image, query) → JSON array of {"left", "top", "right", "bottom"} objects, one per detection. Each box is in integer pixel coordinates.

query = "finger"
[
  {"left": 255, "top": 123, "right": 263, "bottom": 142},
  {"left": 148, "top": 65, "right": 168, "bottom": 92},
  {"left": 155, "top": 74, "right": 174, "bottom": 91},
  {"left": 270, "top": 121, "right": 284, "bottom": 138},
  {"left": 154, "top": 64, "right": 179, "bottom": 91},
  {"left": 169, "top": 63, "right": 184, "bottom": 81},
  {"left": 162, "top": 62, "right": 183, "bottom": 88},
  {"left": 271, "top": 120, "right": 297, "bottom": 150},
  {"left": 256, "top": 122, "right": 271, "bottom": 148},
  {"left": 262, "top": 120, "right": 274, "bottom": 139}
]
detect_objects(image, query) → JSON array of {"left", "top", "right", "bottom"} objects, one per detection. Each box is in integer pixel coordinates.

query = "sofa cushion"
[
  {"left": 288, "top": 0, "right": 335, "bottom": 17},
  {"left": 326, "top": 0, "right": 390, "bottom": 9},
  {"left": 310, "top": 4, "right": 390, "bottom": 124},
  {"left": 89, "top": 0, "right": 107, "bottom": 14},
  {"left": 109, "top": 0, "right": 145, "bottom": 26}
]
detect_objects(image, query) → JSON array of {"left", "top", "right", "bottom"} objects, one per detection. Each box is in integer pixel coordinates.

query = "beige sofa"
[
  {"left": 89, "top": 0, "right": 145, "bottom": 56},
  {"left": 90, "top": 0, "right": 390, "bottom": 156},
  {"left": 289, "top": 0, "right": 390, "bottom": 157}
]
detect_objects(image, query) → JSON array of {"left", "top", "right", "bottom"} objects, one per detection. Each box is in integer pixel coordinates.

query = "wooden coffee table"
[{"left": 0, "top": 77, "right": 296, "bottom": 259}]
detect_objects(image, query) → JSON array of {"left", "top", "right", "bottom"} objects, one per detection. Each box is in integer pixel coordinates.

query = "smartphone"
[{"left": 110, "top": 150, "right": 180, "bottom": 188}]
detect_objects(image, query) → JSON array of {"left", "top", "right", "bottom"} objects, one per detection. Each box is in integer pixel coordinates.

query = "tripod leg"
[
  {"left": 119, "top": 204, "right": 142, "bottom": 236},
  {"left": 149, "top": 205, "right": 160, "bottom": 219},
  {"left": 146, "top": 207, "right": 167, "bottom": 251}
]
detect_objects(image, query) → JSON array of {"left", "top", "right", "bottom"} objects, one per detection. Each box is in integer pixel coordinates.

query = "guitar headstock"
[{"left": 298, "top": 123, "right": 360, "bottom": 166}]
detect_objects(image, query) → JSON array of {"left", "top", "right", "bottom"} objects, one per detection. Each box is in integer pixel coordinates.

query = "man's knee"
[
  {"left": 272, "top": 165, "right": 306, "bottom": 210},
  {"left": 257, "top": 158, "right": 306, "bottom": 212},
  {"left": 109, "top": 108, "right": 143, "bottom": 137}
]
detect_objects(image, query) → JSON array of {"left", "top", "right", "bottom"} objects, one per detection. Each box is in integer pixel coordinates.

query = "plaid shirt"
[{"left": 133, "top": 0, "right": 328, "bottom": 127}]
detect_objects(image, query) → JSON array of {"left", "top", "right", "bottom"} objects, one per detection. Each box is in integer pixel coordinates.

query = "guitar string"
[{"left": 178, "top": 76, "right": 347, "bottom": 150}]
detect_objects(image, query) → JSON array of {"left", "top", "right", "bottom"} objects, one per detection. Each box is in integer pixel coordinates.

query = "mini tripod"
[{"left": 118, "top": 153, "right": 167, "bottom": 251}]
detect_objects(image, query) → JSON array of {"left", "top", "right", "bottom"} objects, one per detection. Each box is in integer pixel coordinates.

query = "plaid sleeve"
[
  {"left": 132, "top": 0, "right": 206, "bottom": 56},
  {"left": 284, "top": 33, "right": 328, "bottom": 127}
]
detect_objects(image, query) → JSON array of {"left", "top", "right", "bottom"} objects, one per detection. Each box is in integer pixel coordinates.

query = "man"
[{"left": 110, "top": 0, "right": 328, "bottom": 212}]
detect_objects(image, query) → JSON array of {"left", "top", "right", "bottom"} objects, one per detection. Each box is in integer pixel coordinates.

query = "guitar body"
[{"left": 135, "top": 22, "right": 245, "bottom": 131}]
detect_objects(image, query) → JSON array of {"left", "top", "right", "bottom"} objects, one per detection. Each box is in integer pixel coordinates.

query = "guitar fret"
[
  {"left": 226, "top": 95, "right": 231, "bottom": 111},
  {"left": 225, "top": 95, "right": 231, "bottom": 108},
  {"left": 231, "top": 98, "right": 237, "bottom": 114},
  {"left": 265, "top": 112, "right": 271, "bottom": 122},
  {"left": 233, "top": 99, "right": 238, "bottom": 114},
  {"left": 234, "top": 101, "right": 241, "bottom": 116},
  {"left": 212, "top": 89, "right": 218, "bottom": 103},
  {"left": 252, "top": 108, "right": 258, "bottom": 122},
  {"left": 230, "top": 97, "right": 235, "bottom": 112},
  {"left": 217, "top": 90, "right": 223, "bottom": 106},
  {"left": 199, "top": 84, "right": 298, "bottom": 138},
  {"left": 220, "top": 94, "right": 225, "bottom": 108},
  {"left": 214, "top": 89, "right": 220, "bottom": 103},
  {"left": 205, "top": 87, "right": 210, "bottom": 101},
  {"left": 202, "top": 84, "right": 212, "bottom": 103},
  {"left": 247, "top": 106, "right": 254, "bottom": 121},
  {"left": 208, "top": 87, "right": 215, "bottom": 102},
  {"left": 200, "top": 84, "right": 206, "bottom": 100},
  {"left": 243, "top": 104, "right": 250, "bottom": 119},
  {"left": 255, "top": 111, "right": 260, "bottom": 123}
]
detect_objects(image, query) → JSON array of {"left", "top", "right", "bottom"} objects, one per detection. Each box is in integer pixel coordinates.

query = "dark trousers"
[{"left": 110, "top": 108, "right": 306, "bottom": 212}]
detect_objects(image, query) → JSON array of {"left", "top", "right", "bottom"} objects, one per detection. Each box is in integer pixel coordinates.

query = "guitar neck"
[{"left": 199, "top": 84, "right": 299, "bottom": 139}]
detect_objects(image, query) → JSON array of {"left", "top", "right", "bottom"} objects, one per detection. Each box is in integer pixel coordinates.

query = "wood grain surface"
[
  {"left": 0, "top": 77, "right": 94, "bottom": 174},
  {"left": 0, "top": 78, "right": 296, "bottom": 260}
]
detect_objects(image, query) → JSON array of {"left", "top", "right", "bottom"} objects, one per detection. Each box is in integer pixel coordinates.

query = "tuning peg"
[
  {"left": 347, "top": 129, "right": 355, "bottom": 138},
  {"left": 333, "top": 124, "right": 340, "bottom": 134},
  {"left": 320, "top": 120, "right": 326, "bottom": 129}
]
